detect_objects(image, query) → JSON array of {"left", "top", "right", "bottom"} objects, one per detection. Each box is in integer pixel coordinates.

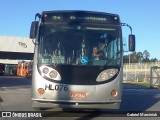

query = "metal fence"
[
  {"left": 150, "top": 66, "right": 160, "bottom": 88},
  {"left": 123, "top": 62, "right": 160, "bottom": 83}
]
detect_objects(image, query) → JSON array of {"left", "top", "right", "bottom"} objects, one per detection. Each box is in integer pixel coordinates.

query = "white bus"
[{"left": 30, "top": 10, "right": 135, "bottom": 110}]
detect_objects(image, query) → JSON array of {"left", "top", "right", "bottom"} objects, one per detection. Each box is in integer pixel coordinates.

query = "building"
[{"left": 0, "top": 36, "right": 34, "bottom": 75}]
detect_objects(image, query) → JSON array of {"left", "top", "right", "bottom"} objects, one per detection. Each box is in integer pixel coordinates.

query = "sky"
[{"left": 0, "top": 0, "right": 160, "bottom": 60}]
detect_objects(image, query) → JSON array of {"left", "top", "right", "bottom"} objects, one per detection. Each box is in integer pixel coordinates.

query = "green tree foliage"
[
  {"left": 123, "top": 50, "right": 158, "bottom": 63},
  {"left": 137, "top": 52, "right": 143, "bottom": 62},
  {"left": 142, "top": 50, "right": 150, "bottom": 62}
]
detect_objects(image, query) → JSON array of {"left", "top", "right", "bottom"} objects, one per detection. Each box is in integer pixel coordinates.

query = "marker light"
[
  {"left": 111, "top": 90, "right": 118, "bottom": 97},
  {"left": 38, "top": 88, "right": 45, "bottom": 95},
  {"left": 114, "top": 16, "right": 118, "bottom": 20},
  {"left": 96, "top": 69, "right": 118, "bottom": 82}
]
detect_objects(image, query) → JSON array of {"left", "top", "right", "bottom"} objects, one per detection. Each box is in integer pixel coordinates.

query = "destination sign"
[
  {"left": 51, "top": 15, "right": 108, "bottom": 22},
  {"left": 42, "top": 11, "right": 120, "bottom": 24},
  {"left": 69, "top": 16, "right": 107, "bottom": 21}
]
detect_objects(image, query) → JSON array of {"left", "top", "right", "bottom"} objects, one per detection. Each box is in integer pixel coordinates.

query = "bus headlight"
[
  {"left": 39, "top": 66, "right": 61, "bottom": 81},
  {"left": 99, "top": 72, "right": 108, "bottom": 80},
  {"left": 49, "top": 70, "right": 58, "bottom": 79},
  {"left": 96, "top": 69, "right": 118, "bottom": 82},
  {"left": 42, "top": 67, "right": 49, "bottom": 74}
]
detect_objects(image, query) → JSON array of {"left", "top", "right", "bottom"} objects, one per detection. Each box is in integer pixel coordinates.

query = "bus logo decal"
[
  {"left": 18, "top": 42, "right": 27, "bottom": 48},
  {"left": 70, "top": 92, "right": 87, "bottom": 99}
]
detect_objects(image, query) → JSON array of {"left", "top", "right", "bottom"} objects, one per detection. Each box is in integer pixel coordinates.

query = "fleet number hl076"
[{"left": 45, "top": 84, "right": 68, "bottom": 91}]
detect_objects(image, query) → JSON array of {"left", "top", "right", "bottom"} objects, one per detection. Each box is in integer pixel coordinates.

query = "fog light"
[
  {"left": 111, "top": 90, "right": 118, "bottom": 97},
  {"left": 38, "top": 88, "right": 45, "bottom": 95}
]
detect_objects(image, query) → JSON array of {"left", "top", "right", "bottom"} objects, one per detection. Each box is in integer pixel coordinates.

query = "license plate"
[{"left": 70, "top": 92, "right": 87, "bottom": 99}]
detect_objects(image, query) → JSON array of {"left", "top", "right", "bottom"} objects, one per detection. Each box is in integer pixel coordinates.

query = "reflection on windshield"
[{"left": 38, "top": 23, "right": 121, "bottom": 66}]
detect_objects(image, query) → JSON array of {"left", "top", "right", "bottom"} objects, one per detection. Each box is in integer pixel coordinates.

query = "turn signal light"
[
  {"left": 111, "top": 90, "right": 118, "bottom": 97},
  {"left": 38, "top": 88, "right": 45, "bottom": 95}
]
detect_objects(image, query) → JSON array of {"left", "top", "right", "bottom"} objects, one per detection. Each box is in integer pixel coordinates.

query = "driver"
[{"left": 91, "top": 46, "right": 105, "bottom": 60}]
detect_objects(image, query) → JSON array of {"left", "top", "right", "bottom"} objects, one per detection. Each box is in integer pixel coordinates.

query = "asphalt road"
[{"left": 0, "top": 76, "right": 160, "bottom": 120}]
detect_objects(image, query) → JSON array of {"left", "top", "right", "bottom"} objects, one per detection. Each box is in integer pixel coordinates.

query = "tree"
[
  {"left": 143, "top": 50, "right": 150, "bottom": 59},
  {"left": 130, "top": 52, "right": 137, "bottom": 63},
  {"left": 123, "top": 54, "right": 129, "bottom": 63},
  {"left": 150, "top": 58, "right": 158, "bottom": 62},
  {"left": 123, "top": 50, "right": 159, "bottom": 63},
  {"left": 137, "top": 52, "right": 143, "bottom": 62},
  {"left": 143, "top": 50, "right": 150, "bottom": 62}
]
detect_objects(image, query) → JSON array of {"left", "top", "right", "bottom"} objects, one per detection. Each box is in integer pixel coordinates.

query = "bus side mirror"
[
  {"left": 30, "top": 21, "right": 38, "bottom": 39},
  {"left": 128, "top": 34, "right": 135, "bottom": 51}
]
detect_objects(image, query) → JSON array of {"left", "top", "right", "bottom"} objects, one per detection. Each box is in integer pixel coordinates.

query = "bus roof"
[{"left": 41, "top": 10, "right": 119, "bottom": 16}]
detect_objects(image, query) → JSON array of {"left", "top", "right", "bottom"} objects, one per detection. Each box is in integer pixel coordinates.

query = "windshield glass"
[{"left": 38, "top": 22, "right": 121, "bottom": 66}]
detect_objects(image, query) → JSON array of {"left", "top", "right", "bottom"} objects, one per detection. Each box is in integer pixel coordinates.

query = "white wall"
[{"left": 0, "top": 36, "right": 34, "bottom": 53}]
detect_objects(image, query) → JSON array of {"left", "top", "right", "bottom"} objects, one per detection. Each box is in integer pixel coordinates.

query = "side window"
[{"left": 107, "top": 40, "right": 117, "bottom": 58}]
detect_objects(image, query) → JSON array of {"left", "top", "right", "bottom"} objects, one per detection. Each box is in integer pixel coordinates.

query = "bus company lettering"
[{"left": 70, "top": 92, "right": 87, "bottom": 99}]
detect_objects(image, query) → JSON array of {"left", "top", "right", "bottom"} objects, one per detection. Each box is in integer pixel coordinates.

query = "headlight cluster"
[
  {"left": 39, "top": 66, "right": 61, "bottom": 81},
  {"left": 96, "top": 69, "right": 118, "bottom": 82}
]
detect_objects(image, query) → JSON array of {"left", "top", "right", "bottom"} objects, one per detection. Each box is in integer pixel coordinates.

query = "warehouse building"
[{"left": 0, "top": 36, "right": 34, "bottom": 75}]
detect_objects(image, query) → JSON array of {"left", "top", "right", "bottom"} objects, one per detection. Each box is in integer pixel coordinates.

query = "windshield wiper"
[{"left": 100, "top": 52, "right": 121, "bottom": 69}]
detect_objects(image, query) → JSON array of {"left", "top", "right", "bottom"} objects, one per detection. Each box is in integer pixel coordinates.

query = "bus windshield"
[{"left": 38, "top": 22, "right": 121, "bottom": 66}]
